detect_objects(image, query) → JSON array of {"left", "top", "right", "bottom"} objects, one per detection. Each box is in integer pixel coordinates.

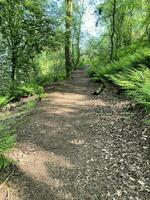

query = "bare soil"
[{"left": 0, "top": 70, "right": 149, "bottom": 200}]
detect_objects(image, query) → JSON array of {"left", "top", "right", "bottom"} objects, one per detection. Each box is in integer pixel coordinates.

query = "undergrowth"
[
  {"left": 0, "top": 129, "right": 15, "bottom": 169},
  {"left": 13, "top": 83, "right": 44, "bottom": 98},
  {"left": 0, "top": 96, "right": 9, "bottom": 107},
  {"left": 88, "top": 46, "right": 150, "bottom": 80},
  {"left": 87, "top": 46, "right": 150, "bottom": 122},
  {"left": 109, "top": 66, "right": 150, "bottom": 110}
]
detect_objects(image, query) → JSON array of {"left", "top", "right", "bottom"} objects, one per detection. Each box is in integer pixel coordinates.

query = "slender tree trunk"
[
  {"left": 72, "top": 0, "right": 84, "bottom": 68},
  {"left": 11, "top": 50, "right": 17, "bottom": 81},
  {"left": 128, "top": 9, "right": 133, "bottom": 45},
  {"left": 10, "top": 49, "right": 18, "bottom": 96},
  {"left": 147, "top": 0, "right": 150, "bottom": 42},
  {"left": 75, "top": 30, "right": 81, "bottom": 67},
  {"left": 65, "top": 0, "right": 73, "bottom": 77},
  {"left": 110, "top": 0, "right": 117, "bottom": 61},
  {"left": 72, "top": 25, "right": 81, "bottom": 68}
]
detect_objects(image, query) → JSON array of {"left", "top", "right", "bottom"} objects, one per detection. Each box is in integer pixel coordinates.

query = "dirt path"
[{"left": 0, "top": 70, "right": 150, "bottom": 200}]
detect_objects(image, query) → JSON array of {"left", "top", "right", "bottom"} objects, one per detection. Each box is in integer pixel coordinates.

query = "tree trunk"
[
  {"left": 110, "top": 0, "right": 117, "bottom": 61},
  {"left": 11, "top": 50, "right": 17, "bottom": 81},
  {"left": 65, "top": 0, "right": 73, "bottom": 77},
  {"left": 147, "top": 0, "right": 150, "bottom": 43},
  {"left": 75, "top": 33, "right": 81, "bottom": 67}
]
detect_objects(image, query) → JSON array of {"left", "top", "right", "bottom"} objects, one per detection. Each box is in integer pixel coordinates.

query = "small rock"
[
  {"left": 129, "top": 177, "right": 136, "bottom": 182},
  {"left": 138, "top": 180, "right": 145, "bottom": 186},
  {"left": 116, "top": 190, "right": 122, "bottom": 197}
]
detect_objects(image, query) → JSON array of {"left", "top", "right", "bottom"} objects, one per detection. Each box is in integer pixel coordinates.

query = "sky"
[
  {"left": 50, "top": 0, "right": 104, "bottom": 46},
  {"left": 52, "top": 0, "right": 103, "bottom": 37},
  {"left": 81, "top": 0, "right": 105, "bottom": 46},
  {"left": 82, "top": 0, "right": 99, "bottom": 37}
]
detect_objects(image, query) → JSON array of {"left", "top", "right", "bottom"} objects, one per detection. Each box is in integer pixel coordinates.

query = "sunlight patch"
[{"left": 8, "top": 144, "right": 74, "bottom": 189}]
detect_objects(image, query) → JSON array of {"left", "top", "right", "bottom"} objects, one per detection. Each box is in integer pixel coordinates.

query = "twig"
[{"left": 0, "top": 169, "right": 14, "bottom": 190}]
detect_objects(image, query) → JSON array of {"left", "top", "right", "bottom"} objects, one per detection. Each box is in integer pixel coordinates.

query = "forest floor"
[{"left": 0, "top": 70, "right": 150, "bottom": 200}]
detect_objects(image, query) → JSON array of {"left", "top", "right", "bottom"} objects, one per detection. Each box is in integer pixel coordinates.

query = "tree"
[
  {"left": 110, "top": 0, "right": 117, "bottom": 60},
  {"left": 96, "top": 0, "right": 148, "bottom": 61},
  {"left": 0, "top": 0, "right": 57, "bottom": 84},
  {"left": 72, "top": 0, "right": 84, "bottom": 68},
  {"left": 65, "top": 0, "right": 73, "bottom": 77}
]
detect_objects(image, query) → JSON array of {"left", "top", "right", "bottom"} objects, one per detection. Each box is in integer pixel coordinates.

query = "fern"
[
  {"left": 0, "top": 96, "right": 9, "bottom": 107},
  {"left": 0, "top": 156, "right": 12, "bottom": 169},
  {"left": 88, "top": 46, "right": 150, "bottom": 79},
  {"left": 0, "top": 134, "right": 15, "bottom": 154},
  {"left": 0, "top": 134, "right": 15, "bottom": 169},
  {"left": 109, "top": 66, "right": 150, "bottom": 109},
  {"left": 14, "top": 83, "right": 44, "bottom": 98}
]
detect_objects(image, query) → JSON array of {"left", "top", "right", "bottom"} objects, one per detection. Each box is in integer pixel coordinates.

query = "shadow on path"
[{"left": 0, "top": 70, "right": 149, "bottom": 200}]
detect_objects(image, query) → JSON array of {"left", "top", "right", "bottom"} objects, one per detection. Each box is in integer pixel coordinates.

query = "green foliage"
[
  {"left": 0, "top": 156, "right": 12, "bottom": 169},
  {"left": 0, "top": 0, "right": 64, "bottom": 98},
  {"left": 0, "top": 133, "right": 15, "bottom": 169},
  {"left": 35, "top": 50, "right": 66, "bottom": 85},
  {"left": 20, "top": 100, "right": 37, "bottom": 113},
  {"left": 109, "top": 66, "right": 150, "bottom": 109},
  {"left": 0, "top": 83, "right": 44, "bottom": 109},
  {"left": 14, "top": 83, "right": 44, "bottom": 97},
  {"left": 88, "top": 46, "right": 150, "bottom": 80},
  {"left": 0, "top": 96, "right": 9, "bottom": 107},
  {"left": 87, "top": 65, "right": 100, "bottom": 78},
  {"left": 88, "top": 46, "right": 150, "bottom": 114},
  {"left": 0, "top": 134, "right": 15, "bottom": 154}
]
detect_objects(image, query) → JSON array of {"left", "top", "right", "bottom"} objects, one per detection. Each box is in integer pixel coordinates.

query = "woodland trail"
[{"left": 0, "top": 70, "right": 150, "bottom": 200}]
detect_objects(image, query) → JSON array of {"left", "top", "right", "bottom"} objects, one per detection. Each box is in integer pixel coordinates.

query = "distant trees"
[
  {"left": 72, "top": 0, "right": 84, "bottom": 68},
  {"left": 96, "top": 0, "right": 150, "bottom": 61},
  {"left": 65, "top": 0, "right": 84, "bottom": 76}
]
